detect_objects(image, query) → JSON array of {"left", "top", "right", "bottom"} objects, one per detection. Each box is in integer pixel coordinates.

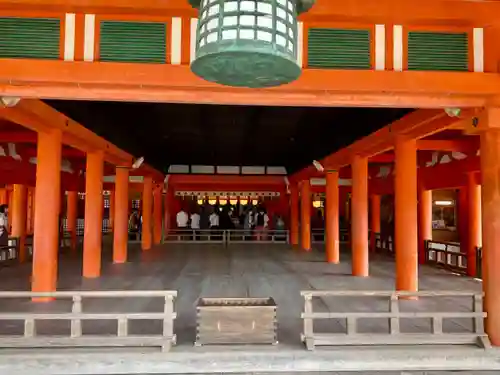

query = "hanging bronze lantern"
[{"left": 188, "top": 0, "right": 315, "bottom": 88}]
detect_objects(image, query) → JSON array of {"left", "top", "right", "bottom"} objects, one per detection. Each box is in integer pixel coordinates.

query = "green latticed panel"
[
  {"left": 307, "top": 28, "right": 371, "bottom": 69},
  {"left": 407, "top": 31, "right": 468, "bottom": 71},
  {"left": 0, "top": 17, "right": 60, "bottom": 59},
  {"left": 99, "top": 21, "right": 167, "bottom": 64}
]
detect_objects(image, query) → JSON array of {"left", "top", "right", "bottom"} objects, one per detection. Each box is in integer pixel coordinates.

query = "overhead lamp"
[
  {"left": 312, "top": 200, "right": 322, "bottom": 208},
  {"left": 434, "top": 200, "right": 454, "bottom": 206},
  {"left": 229, "top": 199, "right": 238, "bottom": 205},
  {"left": 197, "top": 199, "right": 204, "bottom": 205},
  {"left": 252, "top": 199, "right": 259, "bottom": 205},
  {"left": 219, "top": 198, "right": 228, "bottom": 205},
  {"left": 208, "top": 198, "right": 217, "bottom": 205},
  {"left": 0, "top": 96, "right": 21, "bottom": 108},
  {"left": 188, "top": 0, "right": 316, "bottom": 88},
  {"left": 132, "top": 156, "right": 145, "bottom": 169},
  {"left": 240, "top": 198, "right": 248, "bottom": 205},
  {"left": 312, "top": 160, "right": 324, "bottom": 172}
]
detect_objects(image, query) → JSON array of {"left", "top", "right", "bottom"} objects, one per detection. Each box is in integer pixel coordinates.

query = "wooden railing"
[
  {"left": 0, "top": 290, "right": 177, "bottom": 351},
  {"left": 227, "top": 229, "right": 289, "bottom": 244},
  {"left": 374, "top": 232, "right": 393, "bottom": 255},
  {"left": 163, "top": 229, "right": 291, "bottom": 244},
  {"left": 311, "top": 229, "right": 350, "bottom": 244},
  {"left": 301, "top": 290, "right": 489, "bottom": 350},
  {"left": 425, "top": 240, "right": 466, "bottom": 273},
  {"left": 163, "top": 229, "right": 226, "bottom": 243}
]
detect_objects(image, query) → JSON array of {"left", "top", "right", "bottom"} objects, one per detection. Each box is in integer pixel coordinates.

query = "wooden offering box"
[{"left": 195, "top": 297, "right": 277, "bottom": 346}]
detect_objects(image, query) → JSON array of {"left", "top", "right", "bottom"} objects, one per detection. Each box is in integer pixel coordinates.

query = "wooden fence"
[
  {"left": 374, "top": 232, "right": 394, "bottom": 255},
  {"left": 0, "top": 290, "right": 177, "bottom": 351},
  {"left": 311, "top": 229, "right": 350, "bottom": 244},
  {"left": 425, "top": 240, "right": 466, "bottom": 273},
  {"left": 301, "top": 290, "right": 489, "bottom": 350},
  {"left": 226, "top": 230, "right": 289, "bottom": 244}
]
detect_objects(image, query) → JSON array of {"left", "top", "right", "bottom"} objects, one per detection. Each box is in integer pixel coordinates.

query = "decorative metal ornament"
[{"left": 188, "top": 0, "right": 316, "bottom": 88}]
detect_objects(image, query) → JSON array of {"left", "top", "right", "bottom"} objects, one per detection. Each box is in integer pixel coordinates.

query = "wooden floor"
[{"left": 0, "top": 243, "right": 483, "bottom": 346}]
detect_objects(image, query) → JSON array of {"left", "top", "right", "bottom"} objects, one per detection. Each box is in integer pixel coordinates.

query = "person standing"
[
  {"left": 190, "top": 210, "right": 200, "bottom": 241},
  {"left": 176, "top": 207, "right": 189, "bottom": 240},
  {"left": 209, "top": 209, "right": 220, "bottom": 239},
  {"left": 255, "top": 209, "right": 266, "bottom": 241},
  {"left": 0, "top": 205, "right": 8, "bottom": 247}
]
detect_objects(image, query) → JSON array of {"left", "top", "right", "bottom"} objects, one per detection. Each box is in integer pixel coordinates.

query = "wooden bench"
[
  {"left": 0, "top": 290, "right": 177, "bottom": 352},
  {"left": 301, "top": 290, "right": 490, "bottom": 350}
]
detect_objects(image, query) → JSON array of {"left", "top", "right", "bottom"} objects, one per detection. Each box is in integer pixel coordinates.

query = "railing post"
[
  {"left": 389, "top": 294, "right": 400, "bottom": 334},
  {"left": 303, "top": 294, "right": 313, "bottom": 339},
  {"left": 117, "top": 317, "right": 128, "bottom": 337},
  {"left": 162, "top": 295, "right": 175, "bottom": 352},
  {"left": 24, "top": 318, "right": 36, "bottom": 338},
  {"left": 71, "top": 295, "right": 82, "bottom": 338},
  {"left": 476, "top": 247, "right": 482, "bottom": 278}
]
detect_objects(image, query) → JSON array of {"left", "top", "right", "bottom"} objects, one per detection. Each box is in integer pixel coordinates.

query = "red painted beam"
[
  {"left": 23, "top": 147, "right": 85, "bottom": 158},
  {"left": 0, "top": 132, "right": 37, "bottom": 143},
  {"left": 169, "top": 174, "right": 286, "bottom": 186},
  {"left": 369, "top": 155, "right": 480, "bottom": 195},
  {"left": 417, "top": 139, "right": 479, "bottom": 153}
]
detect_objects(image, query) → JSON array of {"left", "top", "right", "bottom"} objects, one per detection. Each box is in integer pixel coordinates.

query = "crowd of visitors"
[{"left": 175, "top": 204, "right": 286, "bottom": 241}]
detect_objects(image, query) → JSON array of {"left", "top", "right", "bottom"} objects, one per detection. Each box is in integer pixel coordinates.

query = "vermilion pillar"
[
  {"left": 8, "top": 186, "right": 13, "bottom": 220},
  {"left": 27, "top": 187, "right": 35, "bottom": 235},
  {"left": 418, "top": 186, "right": 432, "bottom": 264},
  {"left": 458, "top": 187, "right": 469, "bottom": 261},
  {"left": 467, "top": 172, "right": 481, "bottom": 277},
  {"left": 83, "top": 151, "right": 104, "bottom": 278},
  {"left": 11, "top": 184, "right": 27, "bottom": 262},
  {"left": 351, "top": 155, "right": 369, "bottom": 276},
  {"left": 113, "top": 167, "right": 129, "bottom": 263},
  {"left": 32, "top": 129, "right": 62, "bottom": 295},
  {"left": 290, "top": 184, "right": 299, "bottom": 246},
  {"left": 0, "top": 189, "right": 7, "bottom": 205},
  {"left": 479, "top": 116, "right": 500, "bottom": 345},
  {"left": 300, "top": 180, "right": 311, "bottom": 251},
  {"left": 395, "top": 136, "right": 418, "bottom": 293},
  {"left": 66, "top": 191, "right": 78, "bottom": 251},
  {"left": 370, "top": 194, "right": 381, "bottom": 252},
  {"left": 142, "top": 176, "right": 153, "bottom": 251},
  {"left": 326, "top": 170, "right": 339, "bottom": 263},
  {"left": 153, "top": 184, "right": 163, "bottom": 245},
  {"left": 109, "top": 189, "right": 115, "bottom": 232}
]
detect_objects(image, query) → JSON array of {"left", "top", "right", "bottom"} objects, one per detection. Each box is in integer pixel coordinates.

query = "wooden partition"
[
  {"left": 425, "top": 240, "right": 467, "bottom": 273},
  {"left": 0, "top": 290, "right": 177, "bottom": 352},
  {"left": 301, "top": 290, "right": 489, "bottom": 350}
]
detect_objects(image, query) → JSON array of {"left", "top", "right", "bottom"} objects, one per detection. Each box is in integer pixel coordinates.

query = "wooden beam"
[
  {"left": 290, "top": 109, "right": 477, "bottom": 182},
  {"left": 0, "top": 132, "right": 37, "bottom": 143},
  {"left": 169, "top": 174, "right": 286, "bottom": 186},
  {"left": 0, "top": 100, "right": 133, "bottom": 167},
  {"left": 417, "top": 139, "right": 479, "bottom": 152},
  {"left": 370, "top": 153, "right": 395, "bottom": 163},
  {"left": 0, "top": 60, "right": 495, "bottom": 108},
  {"left": 23, "top": 147, "right": 84, "bottom": 158},
  {"left": 0, "top": 100, "right": 163, "bottom": 180},
  {"left": 322, "top": 109, "right": 476, "bottom": 168},
  {"left": 2, "top": 0, "right": 500, "bottom": 25}
]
